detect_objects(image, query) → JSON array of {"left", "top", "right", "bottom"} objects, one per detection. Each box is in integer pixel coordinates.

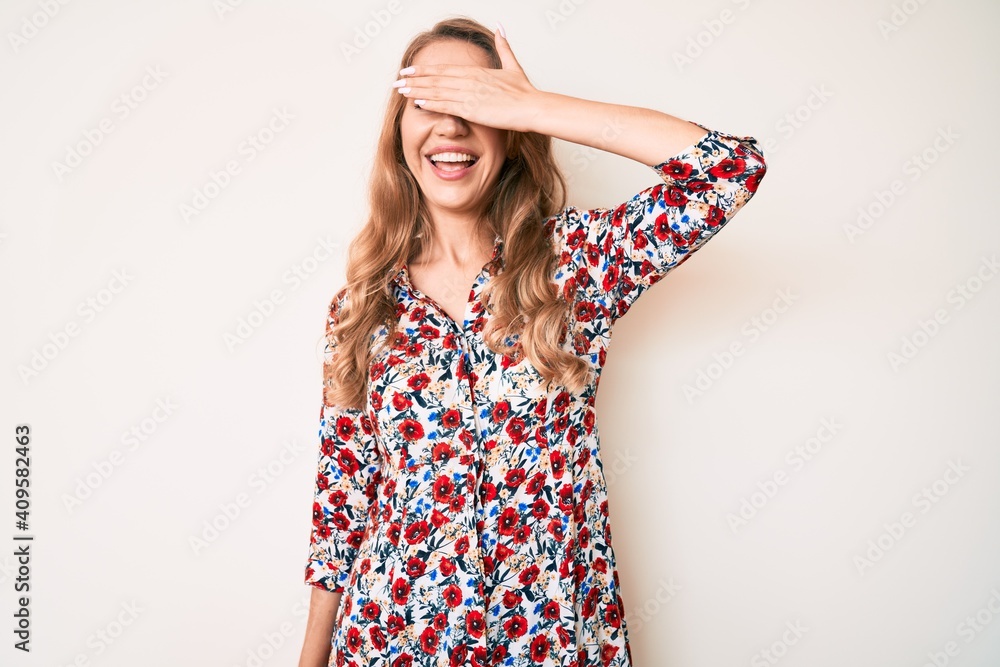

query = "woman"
[{"left": 299, "top": 16, "right": 766, "bottom": 667}]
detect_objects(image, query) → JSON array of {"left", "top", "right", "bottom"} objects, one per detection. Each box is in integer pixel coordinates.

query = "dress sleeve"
[
  {"left": 554, "top": 121, "right": 768, "bottom": 325},
  {"left": 304, "top": 289, "right": 382, "bottom": 593}
]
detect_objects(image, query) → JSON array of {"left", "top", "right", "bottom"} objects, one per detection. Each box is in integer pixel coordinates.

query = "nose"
[{"left": 433, "top": 111, "right": 469, "bottom": 136}]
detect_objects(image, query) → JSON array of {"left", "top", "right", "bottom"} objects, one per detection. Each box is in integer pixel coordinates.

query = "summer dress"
[{"left": 305, "top": 121, "right": 767, "bottom": 667}]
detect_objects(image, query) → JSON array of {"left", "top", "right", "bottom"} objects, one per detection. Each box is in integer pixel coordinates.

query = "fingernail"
[
  {"left": 496, "top": 22, "right": 506, "bottom": 38},
  {"left": 392, "top": 79, "right": 406, "bottom": 88},
  {"left": 399, "top": 66, "right": 415, "bottom": 75},
  {"left": 414, "top": 99, "right": 426, "bottom": 106},
  {"left": 397, "top": 87, "right": 411, "bottom": 94}
]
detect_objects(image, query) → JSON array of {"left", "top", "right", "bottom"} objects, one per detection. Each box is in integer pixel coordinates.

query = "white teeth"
[{"left": 428, "top": 152, "right": 478, "bottom": 163}]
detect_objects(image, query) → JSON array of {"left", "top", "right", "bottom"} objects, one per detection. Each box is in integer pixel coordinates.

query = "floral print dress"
[{"left": 305, "top": 122, "right": 767, "bottom": 667}]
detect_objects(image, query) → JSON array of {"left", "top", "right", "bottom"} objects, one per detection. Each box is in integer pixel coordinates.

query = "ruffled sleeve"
[
  {"left": 552, "top": 121, "right": 767, "bottom": 324},
  {"left": 304, "top": 289, "right": 382, "bottom": 593}
]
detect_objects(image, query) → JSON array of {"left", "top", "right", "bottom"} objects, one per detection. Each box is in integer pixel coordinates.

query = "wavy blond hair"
[{"left": 324, "top": 16, "right": 591, "bottom": 410}]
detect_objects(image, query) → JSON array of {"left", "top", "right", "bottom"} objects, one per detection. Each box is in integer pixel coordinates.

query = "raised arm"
[{"left": 551, "top": 125, "right": 767, "bottom": 324}]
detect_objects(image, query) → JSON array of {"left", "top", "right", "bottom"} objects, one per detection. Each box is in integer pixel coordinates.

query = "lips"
[{"left": 424, "top": 149, "right": 480, "bottom": 180}]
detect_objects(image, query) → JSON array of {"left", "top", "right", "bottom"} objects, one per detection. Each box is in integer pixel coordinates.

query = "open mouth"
[{"left": 426, "top": 152, "right": 480, "bottom": 174}]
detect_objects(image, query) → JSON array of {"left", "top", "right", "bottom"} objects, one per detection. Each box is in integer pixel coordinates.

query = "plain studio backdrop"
[{"left": 2, "top": 0, "right": 999, "bottom": 665}]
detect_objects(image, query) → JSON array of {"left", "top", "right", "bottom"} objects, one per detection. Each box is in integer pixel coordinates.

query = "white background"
[{"left": 2, "top": 1, "right": 998, "bottom": 666}]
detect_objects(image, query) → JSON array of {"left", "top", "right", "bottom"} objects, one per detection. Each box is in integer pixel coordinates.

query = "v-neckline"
[{"left": 400, "top": 233, "right": 504, "bottom": 332}]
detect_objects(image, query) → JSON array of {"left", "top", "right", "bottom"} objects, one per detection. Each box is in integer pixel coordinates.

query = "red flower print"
[
  {"left": 705, "top": 205, "right": 724, "bottom": 227},
  {"left": 405, "top": 557, "right": 426, "bottom": 578},
  {"left": 334, "top": 416, "right": 356, "bottom": 441},
  {"left": 505, "top": 468, "right": 526, "bottom": 487},
  {"left": 361, "top": 601, "right": 380, "bottom": 620},
  {"left": 550, "top": 450, "right": 565, "bottom": 479},
  {"left": 529, "top": 634, "right": 550, "bottom": 663},
  {"left": 454, "top": 535, "right": 469, "bottom": 554},
  {"left": 604, "top": 603, "right": 621, "bottom": 628},
  {"left": 652, "top": 213, "right": 673, "bottom": 242},
  {"left": 441, "top": 408, "right": 461, "bottom": 429},
  {"left": 433, "top": 612, "right": 447, "bottom": 631},
  {"left": 407, "top": 372, "right": 430, "bottom": 391},
  {"left": 466, "top": 610, "right": 485, "bottom": 638},
  {"left": 440, "top": 557, "right": 456, "bottom": 576},
  {"left": 518, "top": 564, "right": 540, "bottom": 586},
  {"left": 345, "top": 626, "right": 362, "bottom": 654},
  {"left": 687, "top": 179, "right": 714, "bottom": 193},
  {"left": 503, "top": 590, "right": 523, "bottom": 610},
  {"left": 496, "top": 543, "right": 514, "bottom": 562},
  {"left": 663, "top": 159, "right": 693, "bottom": 180},
  {"left": 709, "top": 156, "right": 746, "bottom": 179},
  {"left": 404, "top": 520, "right": 429, "bottom": 544},
  {"left": 582, "top": 588, "right": 598, "bottom": 618},
  {"left": 601, "top": 265, "right": 619, "bottom": 294},
  {"left": 543, "top": 600, "right": 561, "bottom": 620},
  {"left": 505, "top": 416, "right": 527, "bottom": 443},
  {"left": 575, "top": 300, "right": 597, "bottom": 322},
  {"left": 433, "top": 475, "right": 455, "bottom": 502},
  {"left": 600, "top": 642, "right": 620, "bottom": 666},
  {"left": 498, "top": 507, "right": 520, "bottom": 536},
  {"left": 430, "top": 508, "right": 449, "bottom": 528},
  {"left": 369, "top": 625, "right": 386, "bottom": 650},
  {"left": 503, "top": 614, "right": 528, "bottom": 640},
  {"left": 392, "top": 653, "right": 413, "bottom": 667},
  {"left": 391, "top": 392, "right": 412, "bottom": 411},
  {"left": 420, "top": 626, "right": 439, "bottom": 654},
  {"left": 398, "top": 419, "right": 424, "bottom": 442},
  {"left": 664, "top": 184, "right": 687, "bottom": 206},
  {"left": 391, "top": 577, "right": 411, "bottom": 605},
  {"left": 387, "top": 614, "right": 405, "bottom": 635},
  {"left": 491, "top": 401, "right": 510, "bottom": 422},
  {"left": 443, "top": 583, "right": 463, "bottom": 607},
  {"left": 335, "top": 449, "right": 359, "bottom": 476}
]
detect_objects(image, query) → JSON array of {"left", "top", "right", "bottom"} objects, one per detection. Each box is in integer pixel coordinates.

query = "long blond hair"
[{"left": 324, "top": 16, "right": 590, "bottom": 409}]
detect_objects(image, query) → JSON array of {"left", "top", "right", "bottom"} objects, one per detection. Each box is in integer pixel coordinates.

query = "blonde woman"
[{"left": 299, "top": 16, "right": 766, "bottom": 667}]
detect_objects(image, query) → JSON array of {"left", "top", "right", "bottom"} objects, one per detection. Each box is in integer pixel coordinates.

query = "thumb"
[{"left": 495, "top": 26, "right": 523, "bottom": 72}]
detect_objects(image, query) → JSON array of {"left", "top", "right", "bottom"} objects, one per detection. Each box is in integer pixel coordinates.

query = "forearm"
[
  {"left": 526, "top": 91, "right": 707, "bottom": 167},
  {"left": 298, "top": 587, "right": 342, "bottom": 667}
]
